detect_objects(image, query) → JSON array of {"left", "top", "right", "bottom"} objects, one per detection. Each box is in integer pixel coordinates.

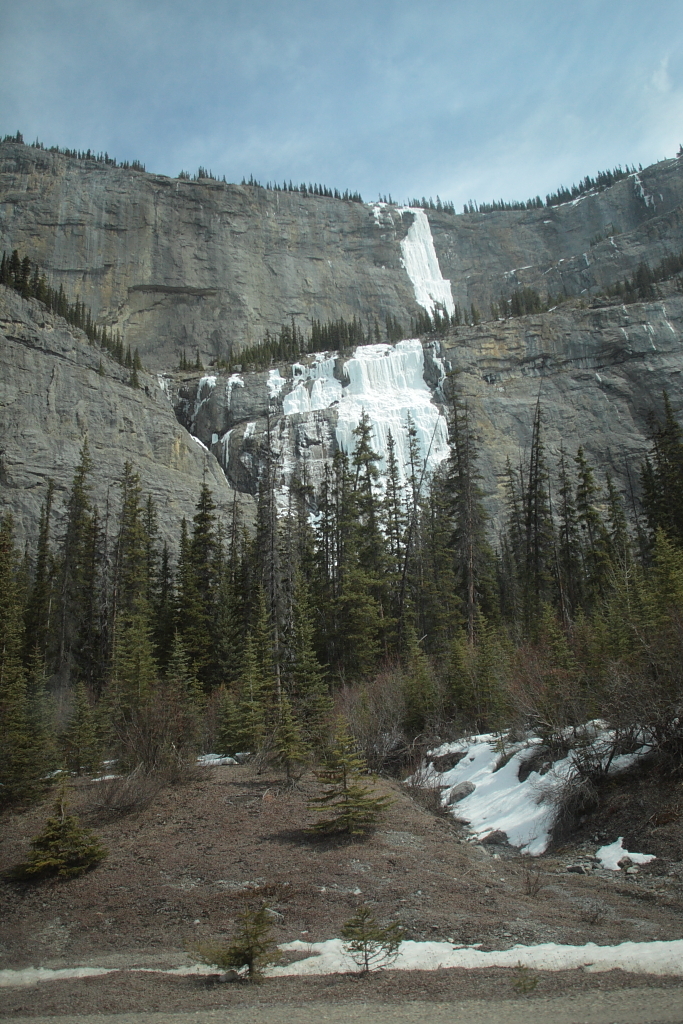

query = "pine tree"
[
  {"left": 193, "top": 903, "right": 278, "bottom": 980},
  {"left": 61, "top": 679, "right": 101, "bottom": 775},
  {"left": 308, "top": 720, "right": 391, "bottom": 835},
  {"left": 5, "top": 786, "right": 107, "bottom": 880},
  {"left": 341, "top": 906, "right": 404, "bottom": 972},
  {"left": 273, "top": 695, "right": 310, "bottom": 780},
  {"left": 287, "top": 571, "right": 331, "bottom": 741},
  {"left": 0, "top": 516, "right": 42, "bottom": 806}
]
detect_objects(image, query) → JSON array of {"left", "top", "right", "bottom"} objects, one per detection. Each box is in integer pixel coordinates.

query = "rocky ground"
[{"left": 1, "top": 763, "right": 682, "bottom": 1018}]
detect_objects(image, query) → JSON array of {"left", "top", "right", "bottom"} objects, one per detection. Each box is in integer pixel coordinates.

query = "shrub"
[
  {"left": 5, "top": 787, "right": 107, "bottom": 881},
  {"left": 192, "top": 903, "right": 279, "bottom": 981}
]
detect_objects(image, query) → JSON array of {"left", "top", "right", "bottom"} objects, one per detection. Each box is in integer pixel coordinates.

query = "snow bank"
[
  {"left": 412, "top": 728, "right": 651, "bottom": 855},
  {"left": 596, "top": 837, "right": 656, "bottom": 871},
  {"left": 197, "top": 753, "right": 237, "bottom": 767},
  {"left": 6, "top": 937, "right": 681, "bottom": 988},
  {"left": 269, "top": 938, "right": 683, "bottom": 977},
  {"left": 0, "top": 967, "right": 117, "bottom": 988}
]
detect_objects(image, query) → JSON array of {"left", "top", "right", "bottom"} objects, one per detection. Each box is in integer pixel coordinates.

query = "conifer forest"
[{"left": 3, "top": 369, "right": 683, "bottom": 810}]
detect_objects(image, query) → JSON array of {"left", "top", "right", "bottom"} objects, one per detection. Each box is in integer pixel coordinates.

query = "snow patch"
[
  {"left": 0, "top": 967, "right": 117, "bottom": 988},
  {"left": 197, "top": 753, "right": 238, "bottom": 766},
  {"left": 268, "top": 937, "right": 683, "bottom": 977},
  {"left": 411, "top": 727, "right": 651, "bottom": 855},
  {"left": 190, "top": 435, "right": 209, "bottom": 452},
  {"left": 633, "top": 173, "right": 655, "bottom": 209},
  {"left": 596, "top": 837, "right": 656, "bottom": 871}
]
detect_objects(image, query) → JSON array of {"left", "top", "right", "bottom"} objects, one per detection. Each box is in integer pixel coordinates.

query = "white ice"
[
  {"left": 280, "top": 342, "right": 449, "bottom": 488},
  {"left": 225, "top": 373, "right": 244, "bottom": 409},
  {"left": 336, "top": 341, "right": 449, "bottom": 486},
  {"left": 267, "top": 368, "right": 287, "bottom": 398},
  {"left": 596, "top": 837, "right": 656, "bottom": 871},
  {"left": 397, "top": 208, "right": 455, "bottom": 317},
  {"left": 268, "top": 937, "right": 683, "bottom": 977},
  {"left": 190, "top": 435, "right": 209, "bottom": 451},
  {"left": 283, "top": 355, "right": 342, "bottom": 416}
]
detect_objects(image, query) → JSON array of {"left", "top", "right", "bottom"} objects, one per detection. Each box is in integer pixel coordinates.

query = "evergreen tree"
[
  {"left": 5, "top": 786, "right": 107, "bottom": 880},
  {"left": 61, "top": 679, "right": 101, "bottom": 775},
  {"left": 273, "top": 695, "right": 310, "bottom": 780},
  {"left": 0, "top": 516, "right": 43, "bottom": 806},
  {"left": 341, "top": 906, "right": 404, "bottom": 973},
  {"left": 287, "top": 571, "right": 331, "bottom": 741},
  {"left": 308, "top": 720, "right": 391, "bottom": 834}
]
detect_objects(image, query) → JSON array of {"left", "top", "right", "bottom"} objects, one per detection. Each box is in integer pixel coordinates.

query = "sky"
[{"left": 1, "top": 0, "right": 682, "bottom": 210}]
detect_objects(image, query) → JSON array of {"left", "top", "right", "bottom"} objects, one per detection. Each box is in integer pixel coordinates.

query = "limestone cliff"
[
  {"left": 1, "top": 140, "right": 681, "bottom": 370},
  {"left": 0, "top": 286, "right": 252, "bottom": 550},
  {"left": 2, "top": 138, "right": 683, "bottom": 544}
]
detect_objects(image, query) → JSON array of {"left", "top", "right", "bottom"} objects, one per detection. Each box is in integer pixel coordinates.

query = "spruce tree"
[
  {"left": 5, "top": 786, "right": 107, "bottom": 880},
  {"left": 341, "top": 906, "right": 404, "bottom": 972},
  {"left": 61, "top": 679, "right": 101, "bottom": 775},
  {"left": 0, "top": 516, "right": 41, "bottom": 806},
  {"left": 308, "top": 720, "right": 390, "bottom": 835}
]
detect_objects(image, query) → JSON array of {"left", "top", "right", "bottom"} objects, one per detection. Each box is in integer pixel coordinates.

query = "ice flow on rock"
[{"left": 283, "top": 340, "right": 449, "bottom": 488}]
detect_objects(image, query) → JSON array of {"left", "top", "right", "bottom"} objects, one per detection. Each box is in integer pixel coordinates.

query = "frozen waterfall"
[
  {"left": 282, "top": 340, "right": 449, "bottom": 488},
  {"left": 399, "top": 208, "right": 455, "bottom": 318}
]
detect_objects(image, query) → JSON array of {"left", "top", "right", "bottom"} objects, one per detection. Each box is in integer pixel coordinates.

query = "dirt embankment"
[{"left": 1, "top": 764, "right": 682, "bottom": 1018}]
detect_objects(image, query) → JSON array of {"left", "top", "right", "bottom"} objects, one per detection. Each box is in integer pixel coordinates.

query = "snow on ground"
[
  {"left": 411, "top": 728, "right": 652, "bottom": 855},
  {"left": 269, "top": 938, "right": 683, "bottom": 978},
  {"left": 397, "top": 208, "right": 455, "bottom": 318},
  {"left": 4, "top": 938, "right": 683, "bottom": 987},
  {"left": 197, "top": 753, "right": 237, "bottom": 766},
  {"left": 190, "top": 435, "right": 209, "bottom": 451},
  {"left": 596, "top": 837, "right": 656, "bottom": 871},
  {"left": 0, "top": 967, "right": 118, "bottom": 988}
]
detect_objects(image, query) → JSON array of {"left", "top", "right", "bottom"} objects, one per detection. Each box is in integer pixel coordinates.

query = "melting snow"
[
  {"left": 398, "top": 208, "right": 455, "bottom": 317},
  {"left": 596, "top": 837, "right": 656, "bottom": 871},
  {"left": 269, "top": 938, "right": 683, "bottom": 977},
  {"left": 411, "top": 727, "right": 651, "bottom": 856},
  {"left": 197, "top": 753, "right": 238, "bottom": 766},
  {"left": 0, "top": 967, "right": 117, "bottom": 988},
  {"left": 5, "top": 938, "right": 682, "bottom": 987}
]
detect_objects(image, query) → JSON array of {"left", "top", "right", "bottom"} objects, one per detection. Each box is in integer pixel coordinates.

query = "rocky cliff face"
[
  {"left": 2, "top": 140, "right": 683, "bottom": 544},
  {"left": 1, "top": 141, "right": 681, "bottom": 370},
  {"left": 0, "top": 286, "right": 252, "bottom": 551},
  {"left": 166, "top": 288, "right": 683, "bottom": 531}
]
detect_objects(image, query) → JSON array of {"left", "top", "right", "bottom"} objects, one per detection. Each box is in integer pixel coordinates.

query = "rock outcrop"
[{"left": 0, "top": 286, "right": 252, "bottom": 551}]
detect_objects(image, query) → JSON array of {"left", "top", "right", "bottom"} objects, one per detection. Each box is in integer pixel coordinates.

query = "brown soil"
[{"left": 1, "top": 764, "right": 682, "bottom": 1018}]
